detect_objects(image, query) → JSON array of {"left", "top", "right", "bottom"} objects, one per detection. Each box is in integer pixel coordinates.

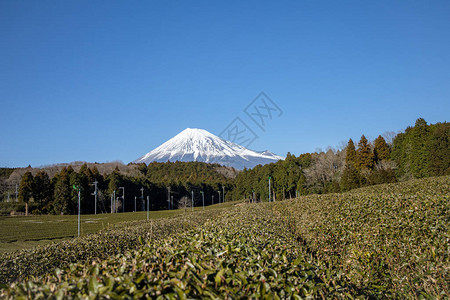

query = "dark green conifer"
[
  {"left": 32, "top": 171, "right": 52, "bottom": 213},
  {"left": 345, "top": 139, "right": 357, "bottom": 168},
  {"left": 53, "top": 168, "right": 71, "bottom": 215},
  {"left": 19, "top": 171, "right": 33, "bottom": 216},
  {"left": 357, "top": 135, "right": 374, "bottom": 170},
  {"left": 374, "top": 135, "right": 390, "bottom": 162}
]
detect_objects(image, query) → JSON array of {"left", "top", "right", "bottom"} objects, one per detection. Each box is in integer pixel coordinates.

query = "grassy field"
[
  {"left": 0, "top": 201, "right": 237, "bottom": 253},
  {"left": 0, "top": 176, "right": 448, "bottom": 298}
]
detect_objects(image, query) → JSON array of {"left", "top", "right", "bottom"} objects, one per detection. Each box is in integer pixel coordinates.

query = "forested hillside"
[
  {"left": 231, "top": 118, "right": 448, "bottom": 201},
  {"left": 0, "top": 161, "right": 234, "bottom": 215}
]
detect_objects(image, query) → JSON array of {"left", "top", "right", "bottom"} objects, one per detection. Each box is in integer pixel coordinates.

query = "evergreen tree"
[
  {"left": 19, "top": 171, "right": 33, "bottom": 216},
  {"left": 429, "top": 122, "right": 450, "bottom": 176},
  {"left": 409, "top": 118, "right": 431, "bottom": 178},
  {"left": 391, "top": 119, "right": 448, "bottom": 179},
  {"left": 285, "top": 153, "right": 300, "bottom": 198},
  {"left": 345, "top": 139, "right": 357, "bottom": 168},
  {"left": 340, "top": 139, "right": 361, "bottom": 191},
  {"left": 53, "top": 168, "right": 71, "bottom": 215},
  {"left": 391, "top": 132, "right": 408, "bottom": 178},
  {"left": 107, "top": 167, "right": 121, "bottom": 196},
  {"left": 356, "top": 135, "right": 374, "bottom": 170},
  {"left": 68, "top": 167, "right": 79, "bottom": 214},
  {"left": 373, "top": 135, "right": 390, "bottom": 162},
  {"left": 296, "top": 174, "right": 308, "bottom": 196},
  {"left": 32, "top": 171, "right": 52, "bottom": 213},
  {"left": 78, "top": 163, "right": 94, "bottom": 214}
]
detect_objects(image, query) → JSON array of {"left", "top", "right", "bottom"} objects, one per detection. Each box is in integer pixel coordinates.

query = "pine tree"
[
  {"left": 409, "top": 118, "right": 431, "bottom": 178},
  {"left": 341, "top": 139, "right": 360, "bottom": 191},
  {"left": 19, "top": 171, "right": 33, "bottom": 216},
  {"left": 79, "top": 163, "right": 94, "bottom": 213},
  {"left": 108, "top": 167, "right": 121, "bottom": 196},
  {"left": 429, "top": 122, "right": 450, "bottom": 176},
  {"left": 69, "top": 169, "right": 80, "bottom": 215},
  {"left": 374, "top": 135, "right": 390, "bottom": 162},
  {"left": 53, "top": 168, "right": 71, "bottom": 215},
  {"left": 32, "top": 171, "right": 52, "bottom": 213},
  {"left": 356, "top": 135, "right": 374, "bottom": 170},
  {"left": 340, "top": 165, "right": 360, "bottom": 191},
  {"left": 345, "top": 139, "right": 357, "bottom": 168},
  {"left": 297, "top": 174, "right": 308, "bottom": 196}
]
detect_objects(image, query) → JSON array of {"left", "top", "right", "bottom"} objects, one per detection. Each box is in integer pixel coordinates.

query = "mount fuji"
[{"left": 133, "top": 128, "right": 284, "bottom": 170}]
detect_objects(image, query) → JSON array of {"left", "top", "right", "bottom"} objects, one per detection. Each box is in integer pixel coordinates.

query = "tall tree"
[
  {"left": 409, "top": 118, "right": 431, "bottom": 178},
  {"left": 341, "top": 139, "right": 360, "bottom": 191},
  {"left": 345, "top": 139, "right": 357, "bottom": 168},
  {"left": 107, "top": 167, "right": 121, "bottom": 196},
  {"left": 340, "top": 164, "right": 360, "bottom": 191},
  {"left": 429, "top": 122, "right": 450, "bottom": 176},
  {"left": 356, "top": 135, "right": 374, "bottom": 170},
  {"left": 32, "top": 171, "right": 52, "bottom": 213},
  {"left": 373, "top": 135, "right": 390, "bottom": 162},
  {"left": 391, "top": 118, "right": 448, "bottom": 178},
  {"left": 53, "top": 168, "right": 71, "bottom": 215},
  {"left": 19, "top": 171, "right": 34, "bottom": 215},
  {"left": 79, "top": 163, "right": 94, "bottom": 214}
]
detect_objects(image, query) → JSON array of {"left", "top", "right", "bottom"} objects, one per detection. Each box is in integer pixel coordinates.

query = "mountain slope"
[{"left": 133, "top": 128, "right": 283, "bottom": 169}]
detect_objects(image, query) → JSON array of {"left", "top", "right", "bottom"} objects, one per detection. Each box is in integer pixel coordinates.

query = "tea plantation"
[{"left": 1, "top": 176, "right": 448, "bottom": 298}]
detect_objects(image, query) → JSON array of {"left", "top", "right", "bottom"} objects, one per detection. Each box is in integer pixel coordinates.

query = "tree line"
[
  {"left": 229, "top": 118, "right": 448, "bottom": 201},
  {"left": 14, "top": 162, "right": 233, "bottom": 215},
  {"left": 4, "top": 118, "right": 449, "bottom": 215}
]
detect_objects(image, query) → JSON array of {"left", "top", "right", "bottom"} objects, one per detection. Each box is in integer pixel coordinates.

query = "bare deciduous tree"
[
  {"left": 382, "top": 131, "right": 397, "bottom": 146},
  {"left": 304, "top": 149, "right": 345, "bottom": 190},
  {"left": 177, "top": 196, "right": 191, "bottom": 212}
]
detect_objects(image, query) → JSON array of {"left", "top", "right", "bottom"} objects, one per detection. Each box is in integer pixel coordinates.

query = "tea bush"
[
  {"left": 2, "top": 205, "right": 354, "bottom": 299},
  {"left": 273, "top": 175, "right": 449, "bottom": 298},
  {"left": 1, "top": 176, "right": 448, "bottom": 298},
  {"left": 0, "top": 210, "right": 223, "bottom": 284}
]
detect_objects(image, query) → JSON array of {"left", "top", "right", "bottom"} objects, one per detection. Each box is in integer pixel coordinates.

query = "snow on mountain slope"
[{"left": 133, "top": 128, "right": 284, "bottom": 170}]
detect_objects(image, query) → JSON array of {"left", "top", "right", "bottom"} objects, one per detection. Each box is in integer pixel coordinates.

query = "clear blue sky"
[{"left": 1, "top": 1, "right": 449, "bottom": 167}]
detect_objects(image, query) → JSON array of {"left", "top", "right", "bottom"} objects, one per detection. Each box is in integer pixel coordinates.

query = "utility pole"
[
  {"left": 110, "top": 194, "right": 113, "bottom": 213},
  {"left": 119, "top": 187, "right": 125, "bottom": 213},
  {"left": 73, "top": 184, "right": 81, "bottom": 237},
  {"left": 92, "top": 180, "right": 98, "bottom": 215},
  {"left": 78, "top": 187, "right": 81, "bottom": 236},
  {"left": 191, "top": 190, "right": 194, "bottom": 212},
  {"left": 200, "top": 191, "right": 204, "bottom": 210},
  {"left": 268, "top": 176, "right": 272, "bottom": 202},
  {"left": 15, "top": 184, "right": 18, "bottom": 202},
  {"left": 147, "top": 196, "right": 149, "bottom": 220},
  {"left": 140, "top": 187, "right": 144, "bottom": 212},
  {"left": 134, "top": 196, "right": 137, "bottom": 212}
]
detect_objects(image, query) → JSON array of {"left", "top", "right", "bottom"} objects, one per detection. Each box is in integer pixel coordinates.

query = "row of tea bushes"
[
  {"left": 1, "top": 176, "right": 448, "bottom": 298},
  {"left": 1, "top": 205, "right": 354, "bottom": 299},
  {"left": 273, "top": 175, "right": 449, "bottom": 298},
  {"left": 0, "top": 209, "right": 224, "bottom": 284}
]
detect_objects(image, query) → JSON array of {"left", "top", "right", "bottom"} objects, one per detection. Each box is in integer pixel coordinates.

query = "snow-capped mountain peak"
[{"left": 133, "top": 128, "right": 284, "bottom": 169}]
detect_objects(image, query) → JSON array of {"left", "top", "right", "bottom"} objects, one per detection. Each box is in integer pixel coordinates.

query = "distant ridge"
[{"left": 133, "top": 128, "right": 283, "bottom": 169}]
